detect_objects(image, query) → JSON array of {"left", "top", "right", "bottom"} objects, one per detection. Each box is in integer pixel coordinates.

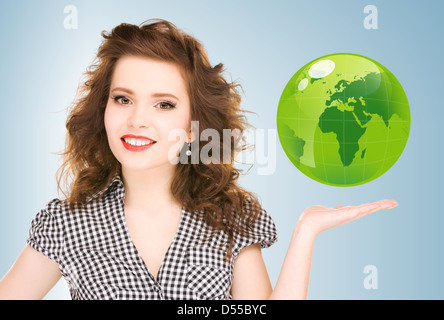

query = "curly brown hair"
[{"left": 57, "top": 19, "right": 262, "bottom": 258}]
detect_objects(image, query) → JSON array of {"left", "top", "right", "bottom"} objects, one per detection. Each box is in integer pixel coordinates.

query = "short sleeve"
[
  {"left": 233, "top": 199, "right": 278, "bottom": 259},
  {"left": 26, "top": 199, "right": 64, "bottom": 264}
]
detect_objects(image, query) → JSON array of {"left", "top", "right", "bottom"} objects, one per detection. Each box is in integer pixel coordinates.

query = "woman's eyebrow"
[
  {"left": 151, "top": 92, "right": 180, "bottom": 101},
  {"left": 110, "top": 87, "right": 134, "bottom": 95},
  {"left": 110, "top": 87, "right": 180, "bottom": 101}
]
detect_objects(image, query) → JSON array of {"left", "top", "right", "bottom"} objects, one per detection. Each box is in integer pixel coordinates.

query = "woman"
[{"left": 0, "top": 19, "right": 397, "bottom": 300}]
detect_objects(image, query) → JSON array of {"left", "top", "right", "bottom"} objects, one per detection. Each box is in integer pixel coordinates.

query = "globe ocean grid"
[{"left": 276, "top": 53, "right": 410, "bottom": 187}]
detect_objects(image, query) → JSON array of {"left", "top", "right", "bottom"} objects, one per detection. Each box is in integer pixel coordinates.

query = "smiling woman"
[
  {"left": 58, "top": 20, "right": 258, "bottom": 223},
  {"left": 0, "top": 19, "right": 397, "bottom": 301},
  {"left": 0, "top": 19, "right": 277, "bottom": 300},
  {"left": 104, "top": 56, "right": 191, "bottom": 171}
]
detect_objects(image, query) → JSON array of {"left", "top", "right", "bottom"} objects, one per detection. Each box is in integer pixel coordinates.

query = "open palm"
[{"left": 298, "top": 199, "right": 398, "bottom": 237}]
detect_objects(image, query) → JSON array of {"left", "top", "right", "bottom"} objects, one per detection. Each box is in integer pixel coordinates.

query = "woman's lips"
[{"left": 121, "top": 134, "right": 156, "bottom": 152}]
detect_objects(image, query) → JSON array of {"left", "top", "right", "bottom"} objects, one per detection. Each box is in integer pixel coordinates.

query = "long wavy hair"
[{"left": 57, "top": 19, "right": 262, "bottom": 258}]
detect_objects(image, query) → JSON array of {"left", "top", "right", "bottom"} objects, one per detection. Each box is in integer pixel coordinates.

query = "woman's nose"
[{"left": 127, "top": 104, "right": 150, "bottom": 128}]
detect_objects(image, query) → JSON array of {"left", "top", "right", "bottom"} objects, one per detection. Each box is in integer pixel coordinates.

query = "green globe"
[{"left": 277, "top": 53, "right": 410, "bottom": 186}]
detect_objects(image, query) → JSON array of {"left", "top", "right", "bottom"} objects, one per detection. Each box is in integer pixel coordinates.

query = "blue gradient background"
[{"left": 0, "top": 0, "right": 442, "bottom": 299}]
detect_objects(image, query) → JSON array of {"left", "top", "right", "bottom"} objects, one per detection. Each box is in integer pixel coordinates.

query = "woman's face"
[{"left": 104, "top": 55, "right": 191, "bottom": 173}]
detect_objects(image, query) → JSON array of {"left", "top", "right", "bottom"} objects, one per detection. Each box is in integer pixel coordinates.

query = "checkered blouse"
[{"left": 27, "top": 175, "right": 277, "bottom": 300}]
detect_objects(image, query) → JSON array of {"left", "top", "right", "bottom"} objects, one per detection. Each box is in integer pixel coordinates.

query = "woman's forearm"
[
  {"left": 268, "top": 221, "right": 316, "bottom": 300},
  {"left": 267, "top": 200, "right": 397, "bottom": 300}
]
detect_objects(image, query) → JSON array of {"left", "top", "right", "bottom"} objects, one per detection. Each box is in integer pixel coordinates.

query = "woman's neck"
[{"left": 121, "top": 164, "right": 178, "bottom": 213}]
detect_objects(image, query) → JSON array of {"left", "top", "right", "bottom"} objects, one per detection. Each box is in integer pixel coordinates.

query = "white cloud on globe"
[
  {"left": 308, "top": 60, "right": 335, "bottom": 78},
  {"left": 298, "top": 78, "right": 309, "bottom": 90}
]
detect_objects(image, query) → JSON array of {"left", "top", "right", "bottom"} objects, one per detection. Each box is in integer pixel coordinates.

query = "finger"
[
  {"left": 353, "top": 200, "right": 398, "bottom": 219},
  {"left": 337, "top": 203, "right": 381, "bottom": 223},
  {"left": 352, "top": 203, "right": 379, "bottom": 214},
  {"left": 347, "top": 200, "right": 397, "bottom": 211},
  {"left": 372, "top": 199, "right": 398, "bottom": 209}
]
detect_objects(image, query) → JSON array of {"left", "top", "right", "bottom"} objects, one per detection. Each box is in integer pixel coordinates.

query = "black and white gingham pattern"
[{"left": 27, "top": 175, "right": 277, "bottom": 300}]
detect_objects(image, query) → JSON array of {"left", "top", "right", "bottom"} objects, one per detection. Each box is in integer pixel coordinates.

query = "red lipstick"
[{"left": 121, "top": 134, "right": 156, "bottom": 152}]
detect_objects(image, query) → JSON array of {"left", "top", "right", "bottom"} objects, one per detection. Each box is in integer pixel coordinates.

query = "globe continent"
[{"left": 276, "top": 53, "right": 410, "bottom": 186}]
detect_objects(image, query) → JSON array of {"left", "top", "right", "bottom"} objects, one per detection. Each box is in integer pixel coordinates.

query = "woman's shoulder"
[
  {"left": 38, "top": 197, "right": 83, "bottom": 216},
  {"left": 38, "top": 198, "right": 66, "bottom": 217},
  {"left": 236, "top": 196, "right": 278, "bottom": 248},
  {"left": 42, "top": 175, "right": 124, "bottom": 214},
  {"left": 35, "top": 188, "right": 117, "bottom": 219},
  {"left": 27, "top": 198, "right": 67, "bottom": 264},
  {"left": 202, "top": 194, "right": 278, "bottom": 262}
]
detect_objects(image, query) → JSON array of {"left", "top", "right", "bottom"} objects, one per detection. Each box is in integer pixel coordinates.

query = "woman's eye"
[
  {"left": 120, "top": 97, "right": 131, "bottom": 104},
  {"left": 156, "top": 101, "right": 176, "bottom": 110},
  {"left": 112, "top": 96, "right": 132, "bottom": 105}
]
